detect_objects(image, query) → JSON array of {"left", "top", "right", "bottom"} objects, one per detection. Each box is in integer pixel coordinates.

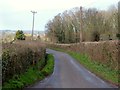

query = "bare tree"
[{"left": 45, "top": 3, "right": 119, "bottom": 43}]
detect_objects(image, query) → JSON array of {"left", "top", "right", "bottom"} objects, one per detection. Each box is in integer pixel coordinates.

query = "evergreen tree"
[{"left": 15, "top": 30, "right": 25, "bottom": 40}]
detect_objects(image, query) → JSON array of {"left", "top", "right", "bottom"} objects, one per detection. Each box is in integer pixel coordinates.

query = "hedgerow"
[{"left": 2, "top": 41, "right": 46, "bottom": 84}]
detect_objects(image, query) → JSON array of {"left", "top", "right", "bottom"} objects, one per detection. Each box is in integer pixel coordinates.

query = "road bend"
[{"left": 30, "top": 49, "right": 116, "bottom": 88}]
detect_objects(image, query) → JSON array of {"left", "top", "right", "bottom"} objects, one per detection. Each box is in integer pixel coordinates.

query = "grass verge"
[
  {"left": 2, "top": 54, "right": 54, "bottom": 90},
  {"left": 51, "top": 48, "right": 118, "bottom": 86}
]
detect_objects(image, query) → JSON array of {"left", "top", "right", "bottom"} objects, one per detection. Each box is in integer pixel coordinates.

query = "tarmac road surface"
[{"left": 30, "top": 49, "right": 116, "bottom": 88}]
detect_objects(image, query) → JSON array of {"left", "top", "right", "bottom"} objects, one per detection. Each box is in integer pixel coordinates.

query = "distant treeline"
[
  {"left": 2, "top": 30, "right": 45, "bottom": 43},
  {"left": 1, "top": 30, "right": 44, "bottom": 34}
]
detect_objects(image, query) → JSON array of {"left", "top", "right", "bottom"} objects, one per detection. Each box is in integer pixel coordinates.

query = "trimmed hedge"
[
  {"left": 2, "top": 54, "right": 54, "bottom": 89},
  {"left": 48, "top": 40, "right": 119, "bottom": 71},
  {"left": 2, "top": 41, "right": 46, "bottom": 83}
]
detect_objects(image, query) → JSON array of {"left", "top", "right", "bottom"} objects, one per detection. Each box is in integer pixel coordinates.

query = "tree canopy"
[{"left": 45, "top": 5, "right": 118, "bottom": 43}]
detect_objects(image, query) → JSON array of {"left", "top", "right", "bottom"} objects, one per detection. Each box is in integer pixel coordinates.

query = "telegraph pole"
[
  {"left": 118, "top": 2, "right": 120, "bottom": 34},
  {"left": 31, "top": 11, "right": 37, "bottom": 40},
  {"left": 118, "top": 1, "right": 120, "bottom": 78},
  {"left": 80, "top": 6, "right": 83, "bottom": 43}
]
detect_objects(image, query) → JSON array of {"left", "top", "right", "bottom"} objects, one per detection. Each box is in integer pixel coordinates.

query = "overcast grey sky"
[{"left": 0, "top": 0, "right": 119, "bottom": 31}]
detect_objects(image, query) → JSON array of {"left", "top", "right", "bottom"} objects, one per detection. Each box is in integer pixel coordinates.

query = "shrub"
[
  {"left": 15, "top": 30, "right": 25, "bottom": 40},
  {"left": 116, "top": 33, "right": 120, "bottom": 40},
  {"left": 91, "top": 31, "right": 100, "bottom": 41}
]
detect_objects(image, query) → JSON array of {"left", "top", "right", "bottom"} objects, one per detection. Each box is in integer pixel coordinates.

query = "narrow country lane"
[{"left": 30, "top": 49, "right": 115, "bottom": 88}]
